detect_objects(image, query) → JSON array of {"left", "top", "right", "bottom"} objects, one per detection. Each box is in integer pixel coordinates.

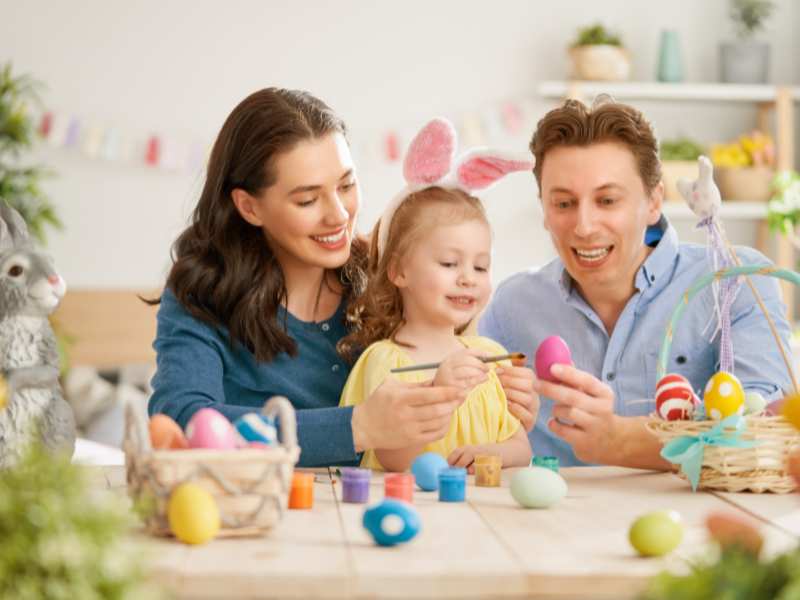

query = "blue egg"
[
  {"left": 234, "top": 413, "right": 278, "bottom": 445},
  {"left": 362, "top": 499, "right": 421, "bottom": 546},
  {"left": 411, "top": 452, "right": 448, "bottom": 491}
]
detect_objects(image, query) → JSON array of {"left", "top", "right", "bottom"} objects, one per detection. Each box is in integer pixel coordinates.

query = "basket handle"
[
  {"left": 124, "top": 398, "right": 152, "bottom": 454},
  {"left": 261, "top": 396, "right": 299, "bottom": 454},
  {"left": 657, "top": 264, "right": 800, "bottom": 389}
]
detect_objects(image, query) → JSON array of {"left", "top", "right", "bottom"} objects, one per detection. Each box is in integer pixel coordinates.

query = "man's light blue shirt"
[{"left": 479, "top": 216, "right": 793, "bottom": 467}]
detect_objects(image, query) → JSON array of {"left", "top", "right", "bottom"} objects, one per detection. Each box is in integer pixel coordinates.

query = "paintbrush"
[{"left": 390, "top": 352, "right": 526, "bottom": 374}]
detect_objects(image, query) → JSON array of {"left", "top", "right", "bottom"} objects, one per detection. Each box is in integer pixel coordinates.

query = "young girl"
[{"left": 339, "top": 118, "right": 535, "bottom": 472}]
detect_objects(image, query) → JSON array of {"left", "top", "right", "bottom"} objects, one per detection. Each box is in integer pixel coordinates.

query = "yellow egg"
[
  {"left": 0, "top": 374, "right": 7, "bottom": 410},
  {"left": 167, "top": 483, "right": 220, "bottom": 545},
  {"left": 781, "top": 393, "right": 800, "bottom": 430},
  {"left": 703, "top": 371, "right": 745, "bottom": 420}
]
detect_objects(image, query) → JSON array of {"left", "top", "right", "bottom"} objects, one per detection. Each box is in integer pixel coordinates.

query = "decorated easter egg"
[
  {"left": 148, "top": 413, "right": 189, "bottom": 450},
  {"left": 706, "top": 511, "right": 763, "bottom": 556},
  {"left": 629, "top": 510, "right": 683, "bottom": 557},
  {"left": 234, "top": 413, "right": 278, "bottom": 445},
  {"left": 185, "top": 408, "right": 240, "bottom": 449},
  {"left": 744, "top": 391, "right": 767, "bottom": 415},
  {"left": 411, "top": 452, "right": 449, "bottom": 491},
  {"left": 703, "top": 371, "right": 745, "bottom": 420},
  {"left": 655, "top": 374, "right": 699, "bottom": 421},
  {"left": 781, "top": 393, "right": 800, "bottom": 430},
  {"left": 167, "top": 482, "right": 220, "bottom": 545},
  {"left": 362, "top": 499, "right": 421, "bottom": 547},
  {"left": 510, "top": 467, "right": 567, "bottom": 509},
  {"left": 534, "top": 336, "right": 573, "bottom": 383}
]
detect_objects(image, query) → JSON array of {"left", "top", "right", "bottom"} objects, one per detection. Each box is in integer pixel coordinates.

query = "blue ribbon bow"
[{"left": 660, "top": 414, "right": 760, "bottom": 491}]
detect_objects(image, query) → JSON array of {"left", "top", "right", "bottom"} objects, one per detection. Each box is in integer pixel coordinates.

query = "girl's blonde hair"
[{"left": 338, "top": 186, "right": 488, "bottom": 361}]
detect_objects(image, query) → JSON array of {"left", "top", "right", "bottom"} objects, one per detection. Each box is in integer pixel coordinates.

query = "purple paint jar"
[{"left": 341, "top": 467, "right": 371, "bottom": 503}]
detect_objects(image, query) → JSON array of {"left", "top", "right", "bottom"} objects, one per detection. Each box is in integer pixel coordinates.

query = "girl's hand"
[
  {"left": 447, "top": 444, "right": 486, "bottom": 473},
  {"left": 496, "top": 358, "right": 539, "bottom": 432},
  {"left": 433, "top": 349, "right": 488, "bottom": 390}
]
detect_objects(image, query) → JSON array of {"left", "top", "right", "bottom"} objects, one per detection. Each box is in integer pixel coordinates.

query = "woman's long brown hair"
[{"left": 148, "top": 88, "right": 367, "bottom": 362}]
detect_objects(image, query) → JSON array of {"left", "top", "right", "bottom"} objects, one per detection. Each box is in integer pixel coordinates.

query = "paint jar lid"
[
  {"left": 292, "top": 471, "right": 315, "bottom": 489},
  {"left": 385, "top": 473, "right": 414, "bottom": 486},
  {"left": 341, "top": 467, "right": 371, "bottom": 481},
  {"left": 531, "top": 456, "right": 560, "bottom": 471},
  {"left": 438, "top": 467, "right": 467, "bottom": 482},
  {"left": 474, "top": 454, "right": 502, "bottom": 467}
]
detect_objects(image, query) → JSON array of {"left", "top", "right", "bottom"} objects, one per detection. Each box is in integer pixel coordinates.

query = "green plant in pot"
[
  {"left": 720, "top": 0, "right": 775, "bottom": 83},
  {"left": 0, "top": 443, "right": 165, "bottom": 599},
  {"left": 569, "top": 23, "right": 630, "bottom": 81},
  {"left": 660, "top": 137, "right": 706, "bottom": 202},
  {"left": 767, "top": 170, "right": 800, "bottom": 250}
]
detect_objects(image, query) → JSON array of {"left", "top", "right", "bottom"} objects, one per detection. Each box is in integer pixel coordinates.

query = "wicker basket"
[
  {"left": 124, "top": 396, "right": 301, "bottom": 537},
  {"left": 646, "top": 264, "right": 800, "bottom": 494}
]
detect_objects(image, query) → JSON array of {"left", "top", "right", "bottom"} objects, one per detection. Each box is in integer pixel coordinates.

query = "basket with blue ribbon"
[{"left": 646, "top": 265, "right": 800, "bottom": 494}]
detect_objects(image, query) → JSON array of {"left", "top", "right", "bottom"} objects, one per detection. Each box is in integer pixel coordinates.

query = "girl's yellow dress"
[{"left": 339, "top": 336, "right": 520, "bottom": 470}]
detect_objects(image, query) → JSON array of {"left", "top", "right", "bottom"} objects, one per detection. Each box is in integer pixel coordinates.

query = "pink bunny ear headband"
[{"left": 376, "top": 117, "right": 533, "bottom": 258}]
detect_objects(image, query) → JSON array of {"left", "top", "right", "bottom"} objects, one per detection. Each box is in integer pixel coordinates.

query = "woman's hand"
[
  {"left": 496, "top": 358, "right": 539, "bottom": 432},
  {"left": 433, "top": 349, "right": 489, "bottom": 390},
  {"left": 352, "top": 377, "right": 464, "bottom": 452}
]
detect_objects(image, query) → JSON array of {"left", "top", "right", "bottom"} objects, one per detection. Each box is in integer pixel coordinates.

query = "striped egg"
[
  {"left": 234, "top": 413, "right": 278, "bottom": 445},
  {"left": 655, "top": 373, "right": 699, "bottom": 420}
]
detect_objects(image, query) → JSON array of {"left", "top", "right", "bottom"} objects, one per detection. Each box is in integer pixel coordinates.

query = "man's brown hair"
[{"left": 530, "top": 96, "right": 662, "bottom": 194}]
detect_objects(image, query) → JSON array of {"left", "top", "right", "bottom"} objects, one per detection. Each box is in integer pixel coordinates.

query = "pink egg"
[
  {"left": 655, "top": 373, "right": 699, "bottom": 420},
  {"left": 535, "top": 336, "right": 573, "bottom": 382},
  {"left": 185, "top": 408, "right": 240, "bottom": 450}
]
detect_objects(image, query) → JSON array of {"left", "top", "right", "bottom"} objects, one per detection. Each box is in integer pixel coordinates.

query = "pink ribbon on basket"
[
  {"left": 660, "top": 414, "right": 761, "bottom": 491},
  {"left": 698, "top": 216, "right": 742, "bottom": 374}
]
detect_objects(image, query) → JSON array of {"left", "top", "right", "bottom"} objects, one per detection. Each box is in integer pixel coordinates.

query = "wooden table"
[{"left": 89, "top": 466, "right": 800, "bottom": 599}]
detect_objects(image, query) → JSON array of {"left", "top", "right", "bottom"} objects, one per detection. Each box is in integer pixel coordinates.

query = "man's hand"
[
  {"left": 352, "top": 377, "right": 464, "bottom": 452},
  {"left": 534, "top": 363, "right": 670, "bottom": 470}
]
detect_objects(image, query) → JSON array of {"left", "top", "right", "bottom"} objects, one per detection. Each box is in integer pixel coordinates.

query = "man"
[{"left": 479, "top": 97, "right": 793, "bottom": 469}]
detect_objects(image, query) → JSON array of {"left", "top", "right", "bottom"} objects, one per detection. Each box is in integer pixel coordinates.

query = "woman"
[{"left": 148, "top": 88, "right": 537, "bottom": 466}]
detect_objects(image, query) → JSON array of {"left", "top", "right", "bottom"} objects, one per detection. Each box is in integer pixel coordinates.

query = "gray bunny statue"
[{"left": 0, "top": 204, "right": 75, "bottom": 468}]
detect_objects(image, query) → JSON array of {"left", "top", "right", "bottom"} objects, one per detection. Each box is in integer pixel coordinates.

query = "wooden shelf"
[
  {"left": 662, "top": 201, "right": 768, "bottom": 220},
  {"left": 539, "top": 81, "right": 800, "bottom": 103}
]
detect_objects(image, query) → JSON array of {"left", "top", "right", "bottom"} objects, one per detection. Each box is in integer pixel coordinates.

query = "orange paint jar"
[{"left": 288, "top": 472, "right": 314, "bottom": 509}]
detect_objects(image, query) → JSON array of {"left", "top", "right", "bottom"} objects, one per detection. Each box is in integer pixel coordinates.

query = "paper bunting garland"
[{"left": 35, "top": 98, "right": 530, "bottom": 173}]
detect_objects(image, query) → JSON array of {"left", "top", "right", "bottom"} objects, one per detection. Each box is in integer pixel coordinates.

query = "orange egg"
[{"left": 149, "top": 414, "right": 189, "bottom": 450}]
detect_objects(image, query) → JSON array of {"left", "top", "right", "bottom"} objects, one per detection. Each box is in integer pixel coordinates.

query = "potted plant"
[
  {"left": 569, "top": 23, "right": 631, "bottom": 81},
  {"left": 767, "top": 170, "right": 800, "bottom": 248},
  {"left": 660, "top": 138, "right": 706, "bottom": 202},
  {"left": 720, "top": 0, "right": 775, "bottom": 83},
  {"left": 710, "top": 130, "right": 775, "bottom": 201},
  {"left": 0, "top": 444, "right": 165, "bottom": 599}
]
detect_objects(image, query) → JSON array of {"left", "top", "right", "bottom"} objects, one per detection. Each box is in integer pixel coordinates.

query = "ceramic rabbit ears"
[
  {"left": 376, "top": 117, "right": 533, "bottom": 258},
  {"left": 0, "top": 204, "right": 31, "bottom": 254}
]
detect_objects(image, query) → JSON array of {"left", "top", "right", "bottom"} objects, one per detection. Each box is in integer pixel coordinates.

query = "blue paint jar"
[
  {"left": 438, "top": 467, "right": 466, "bottom": 502},
  {"left": 341, "top": 467, "right": 371, "bottom": 503}
]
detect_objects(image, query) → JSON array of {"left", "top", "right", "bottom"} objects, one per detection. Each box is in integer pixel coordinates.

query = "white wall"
[{"left": 2, "top": 0, "right": 798, "bottom": 288}]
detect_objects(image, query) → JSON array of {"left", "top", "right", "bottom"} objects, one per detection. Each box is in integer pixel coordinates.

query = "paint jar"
[
  {"left": 288, "top": 471, "right": 314, "bottom": 509},
  {"left": 341, "top": 467, "right": 371, "bottom": 503},
  {"left": 438, "top": 467, "right": 467, "bottom": 502},
  {"left": 384, "top": 473, "right": 415, "bottom": 503},
  {"left": 474, "top": 455, "right": 502, "bottom": 487},
  {"left": 531, "top": 456, "right": 560, "bottom": 473}
]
